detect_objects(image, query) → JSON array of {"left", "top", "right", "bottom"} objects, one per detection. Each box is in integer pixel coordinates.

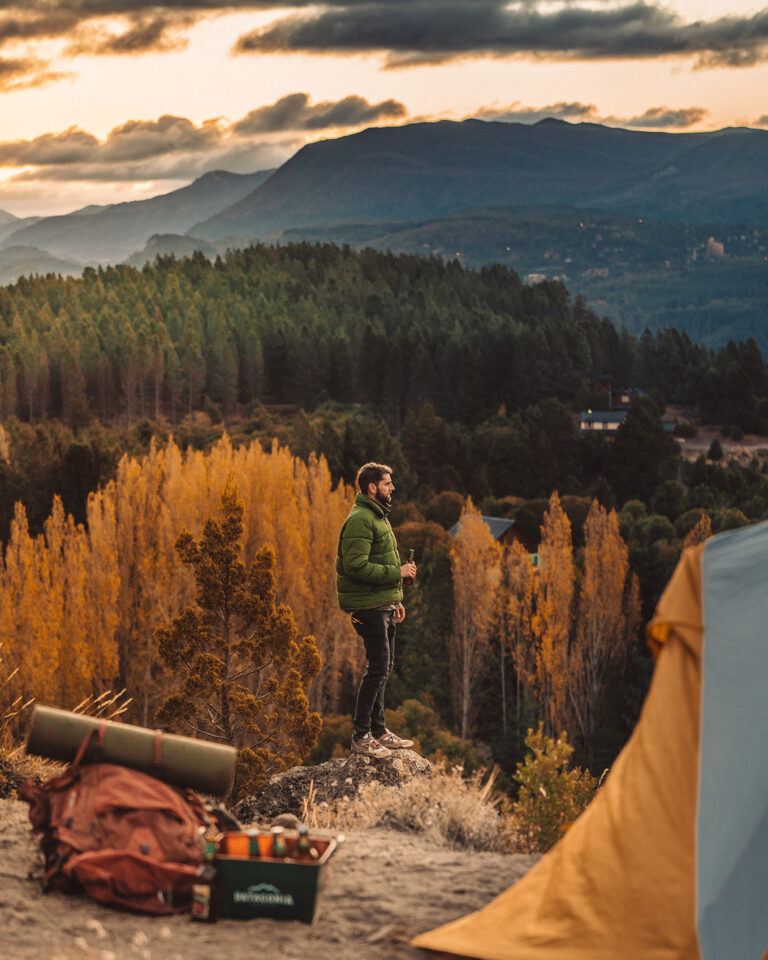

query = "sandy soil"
[{"left": 1, "top": 798, "right": 538, "bottom": 960}]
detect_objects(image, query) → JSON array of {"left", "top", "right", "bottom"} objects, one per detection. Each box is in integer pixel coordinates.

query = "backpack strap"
[
  {"left": 153, "top": 730, "right": 163, "bottom": 770},
  {"left": 72, "top": 722, "right": 107, "bottom": 769}
]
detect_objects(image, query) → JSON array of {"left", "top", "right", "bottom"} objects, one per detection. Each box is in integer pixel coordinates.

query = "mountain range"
[
  {"left": 0, "top": 118, "right": 766, "bottom": 346},
  {"left": 190, "top": 120, "right": 768, "bottom": 240},
  {"left": 0, "top": 169, "right": 273, "bottom": 265}
]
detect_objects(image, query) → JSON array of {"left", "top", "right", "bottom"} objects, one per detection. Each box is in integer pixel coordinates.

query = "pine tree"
[{"left": 155, "top": 479, "right": 322, "bottom": 799}]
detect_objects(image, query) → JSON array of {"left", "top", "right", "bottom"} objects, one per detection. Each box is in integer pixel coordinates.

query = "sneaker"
[
  {"left": 351, "top": 733, "right": 392, "bottom": 759},
  {"left": 374, "top": 729, "right": 414, "bottom": 750}
]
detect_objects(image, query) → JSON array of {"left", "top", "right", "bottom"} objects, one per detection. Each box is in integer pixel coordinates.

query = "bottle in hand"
[{"left": 403, "top": 547, "right": 416, "bottom": 585}]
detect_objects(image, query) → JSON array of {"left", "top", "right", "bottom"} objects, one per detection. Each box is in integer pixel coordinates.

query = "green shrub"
[
  {"left": 711, "top": 507, "right": 749, "bottom": 532},
  {"left": 511, "top": 723, "right": 597, "bottom": 853}
]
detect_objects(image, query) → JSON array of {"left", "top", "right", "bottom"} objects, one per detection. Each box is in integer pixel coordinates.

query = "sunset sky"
[{"left": 1, "top": 0, "right": 767, "bottom": 216}]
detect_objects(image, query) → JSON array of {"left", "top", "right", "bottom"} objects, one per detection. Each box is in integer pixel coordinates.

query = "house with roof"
[
  {"left": 579, "top": 408, "right": 677, "bottom": 439},
  {"left": 579, "top": 410, "right": 628, "bottom": 435}
]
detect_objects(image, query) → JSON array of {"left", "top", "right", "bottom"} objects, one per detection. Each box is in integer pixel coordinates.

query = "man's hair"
[{"left": 356, "top": 462, "right": 393, "bottom": 494}]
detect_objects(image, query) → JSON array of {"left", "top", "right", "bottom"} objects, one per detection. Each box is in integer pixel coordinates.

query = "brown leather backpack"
[{"left": 19, "top": 727, "right": 217, "bottom": 914}]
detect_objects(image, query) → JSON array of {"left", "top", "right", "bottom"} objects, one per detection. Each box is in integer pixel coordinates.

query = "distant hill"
[
  {"left": 0, "top": 245, "right": 85, "bottom": 285},
  {"left": 123, "top": 233, "right": 220, "bottom": 267},
  {"left": 190, "top": 119, "right": 768, "bottom": 241},
  {"left": 273, "top": 204, "right": 768, "bottom": 349},
  {"left": 2, "top": 169, "right": 275, "bottom": 264},
  {"left": 593, "top": 127, "right": 768, "bottom": 223},
  {"left": 0, "top": 211, "right": 42, "bottom": 244}
]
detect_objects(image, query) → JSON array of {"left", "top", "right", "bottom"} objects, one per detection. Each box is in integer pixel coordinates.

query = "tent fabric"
[
  {"left": 698, "top": 522, "right": 768, "bottom": 960},
  {"left": 411, "top": 543, "right": 708, "bottom": 960}
]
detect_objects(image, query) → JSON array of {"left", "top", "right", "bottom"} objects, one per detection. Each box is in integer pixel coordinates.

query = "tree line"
[{"left": 1, "top": 244, "right": 768, "bottom": 434}]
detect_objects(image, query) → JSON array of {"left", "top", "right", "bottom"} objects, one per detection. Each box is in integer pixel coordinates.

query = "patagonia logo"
[{"left": 233, "top": 883, "right": 295, "bottom": 907}]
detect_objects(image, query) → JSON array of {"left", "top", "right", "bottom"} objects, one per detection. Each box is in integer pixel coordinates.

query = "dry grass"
[
  {"left": 71, "top": 689, "right": 133, "bottom": 722},
  {"left": 302, "top": 763, "right": 522, "bottom": 853},
  {"left": 0, "top": 683, "right": 134, "bottom": 795}
]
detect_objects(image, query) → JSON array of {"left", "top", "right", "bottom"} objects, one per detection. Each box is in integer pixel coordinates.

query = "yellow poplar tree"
[
  {"left": 532, "top": 492, "right": 574, "bottom": 737},
  {"left": 570, "top": 500, "right": 640, "bottom": 750},
  {"left": 684, "top": 513, "right": 712, "bottom": 549},
  {"left": 449, "top": 498, "right": 502, "bottom": 740},
  {"left": 498, "top": 539, "right": 538, "bottom": 734}
]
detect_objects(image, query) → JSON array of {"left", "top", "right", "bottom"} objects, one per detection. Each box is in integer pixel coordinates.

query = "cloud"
[
  {"left": 468, "top": 100, "right": 707, "bottom": 130},
  {"left": 0, "top": 93, "right": 411, "bottom": 183},
  {"left": 64, "top": 15, "right": 192, "bottom": 56},
  {"left": 233, "top": 0, "right": 768, "bottom": 70},
  {"left": 6, "top": 139, "right": 300, "bottom": 183},
  {"left": 0, "top": 127, "right": 100, "bottom": 166},
  {"left": 233, "top": 92, "right": 406, "bottom": 134},
  {"left": 472, "top": 101, "right": 600, "bottom": 124},
  {"left": 619, "top": 106, "right": 709, "bottom": 129},
  {"left": 0, "top": 0, "right": 761, "bottom": 91},
  {"left": 0, "top": 53, "right": 73, "bottom": 92}
]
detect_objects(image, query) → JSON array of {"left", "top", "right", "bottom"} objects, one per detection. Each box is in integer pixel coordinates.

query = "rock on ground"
[{"left": 234, "top": 750, "right": 432, "bottom": 822}]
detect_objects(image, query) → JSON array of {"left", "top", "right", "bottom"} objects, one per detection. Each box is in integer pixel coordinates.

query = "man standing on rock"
[{"left": 336, "top": 462, "right": 417, "bottom": 759}]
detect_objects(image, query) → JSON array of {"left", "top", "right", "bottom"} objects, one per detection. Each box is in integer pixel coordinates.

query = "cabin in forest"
[{"left": 578, "top": 410, "right": 628, "bottom": 435}]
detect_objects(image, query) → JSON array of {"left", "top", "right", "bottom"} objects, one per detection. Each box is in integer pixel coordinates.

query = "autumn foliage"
[
  {"left": 495, "top": 492, "right": 641, "bottom": 753},
  {"left": 155, "top": 480, "right": 321, "bottom": 799},
  {"left": 0, "top": 435, "right": 360, "bottom": 731},
  {"left": 449, "top": 499, "right": 502, "bottom": 740}
]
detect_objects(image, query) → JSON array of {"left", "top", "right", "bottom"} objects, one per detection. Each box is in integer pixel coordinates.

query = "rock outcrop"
[{"left": 234, "top": 749, "right": 432, "bottom": 822}]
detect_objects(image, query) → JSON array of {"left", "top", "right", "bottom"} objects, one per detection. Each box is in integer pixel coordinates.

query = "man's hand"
[
  {"left": 394, "top": 603, "right": 406, "bottom": 624},
  {"left": 401, "top": 561, "right": 417, "bottom": 580}
]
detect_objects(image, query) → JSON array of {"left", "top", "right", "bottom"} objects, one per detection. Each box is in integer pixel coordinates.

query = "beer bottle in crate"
[
  {"left": 297, "top": 824, "right": 311, "bottom": 858},
  {"left": 191, "top": 841, "right": 218, "bottom": 922},
  {"left": 271, "top": 826, "right": 288, "bottom": 858}
]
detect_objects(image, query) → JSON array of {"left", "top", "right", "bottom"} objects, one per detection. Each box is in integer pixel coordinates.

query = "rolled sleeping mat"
[{"left": 26, "top": 704, "right": 236, "bottom": 797}]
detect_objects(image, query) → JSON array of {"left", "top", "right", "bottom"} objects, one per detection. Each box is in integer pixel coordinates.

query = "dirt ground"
[
  {"left": 1, "top": 798, "right": 538, "bottom": 960},
  {"left": 665, "top": 405, "right": 768, "bottom": 464}
]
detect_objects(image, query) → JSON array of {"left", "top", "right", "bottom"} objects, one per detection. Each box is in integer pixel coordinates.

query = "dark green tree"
[
  {"left": 606, "top": 399, "right": 679, "bottom": 503},
  {"left": 155, "top": 480, "right": 322, "bottom": 799}
]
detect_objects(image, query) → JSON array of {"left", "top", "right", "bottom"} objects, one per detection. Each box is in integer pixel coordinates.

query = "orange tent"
[{"left": 412, "top": 525, "right": 768, "bottom": 960}]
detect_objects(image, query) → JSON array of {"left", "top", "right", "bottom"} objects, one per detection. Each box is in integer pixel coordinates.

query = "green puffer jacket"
[{"left": 336, "top": 493, "right": 403, "bottom": 611}]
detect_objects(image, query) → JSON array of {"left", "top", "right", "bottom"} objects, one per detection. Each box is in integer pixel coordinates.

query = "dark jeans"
[{"left": 350, "top": 608, "right": 396, "bottom": 739}]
